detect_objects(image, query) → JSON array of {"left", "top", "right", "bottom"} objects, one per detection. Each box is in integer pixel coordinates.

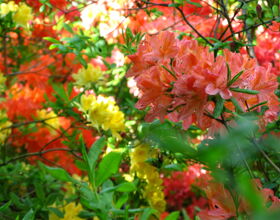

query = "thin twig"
[{"left": 0, "top": 148, "right": 81, "bottom": 167}]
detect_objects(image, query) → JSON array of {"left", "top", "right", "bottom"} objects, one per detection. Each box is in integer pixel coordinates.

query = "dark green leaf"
[{"left": 0, "top": 201, "right": 11, "bottom": 211}]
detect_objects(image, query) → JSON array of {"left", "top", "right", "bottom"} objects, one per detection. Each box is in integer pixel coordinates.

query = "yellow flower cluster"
[
  {"left": 130, "top": 144, "right": 166, "bottom": 213},
  {"left": 0, "top": 110, "right": 12, "bottom": 144},
  {"left": 80, "top": 94, "right": 125, "bottom": 139},
  {"left": 0, "top": 1, "right": 33, "bottom": 27},
  {"left": 0, "top": 1, "right": 18, "bottom": 16},
  {"left": 36, "top": 109, "right": 60, "bottom": 132},
  {"left": 73, "top": 64, "right": 102, "bottom": 88},
  {"left": 49, "top": 202, "right": 83, "bottom": 220},
  {"left": 0, "top": 72, "right": 6, "bottom": 93}
]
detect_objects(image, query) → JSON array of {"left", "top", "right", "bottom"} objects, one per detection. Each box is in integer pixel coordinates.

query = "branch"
[
  {"left": 252, "top": 139, "right": 280, "bottom": 174},
  {"left": 140, "top": 0, "right": 214, "bottom": 46},
  {"left": 222, "top": 16, "right": 280, "bottom": 42},
  {"left": 0, "top": 148, "right": 81, "bottom": 167}
]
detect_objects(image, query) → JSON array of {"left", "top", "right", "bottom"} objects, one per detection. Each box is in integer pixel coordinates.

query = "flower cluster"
[
  {"left": 0, "top": 1, "right": 33, "bottom": 27},
  {"left": 130, "top": 144, "right": 166, "bottom": 213},
  {"left": 73, "top": 64, "right": 103, "bottom": 88},
  {"left": 80, "top": 94, "right": 125, "bottom": 140},
  {"left": 127, "top": 31, "right": 279, "bottom": 130},
  {"left": 36, "top": 109, "right": 60, "bottom": 132},
  {"left": 0, "top": 110, "right": 12, "bottom": 144},
  {"left": 198, "top": 180, "right": 280, "bottom": 219},
  {"left": 49, "top": 202, "right": 83, "bottom": 220},
  {"left": 0, "top": 72, "right": 6, "bottom": 92},
  {"left": 163, "top": 164, "right": 210, "bottom": 218}
]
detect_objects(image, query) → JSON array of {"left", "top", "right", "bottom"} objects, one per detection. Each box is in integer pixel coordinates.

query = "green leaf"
[
  {"left": 230, "top": 97, "right": 244, "bottom": 113},
  {"left": 230, "top": 88, "right": 259, "bottom": 95},
  {"left": 246, "top": 18, "right": 255, "bottom": 26},
  {"left": 49, "top": 44, "right": 60, "bottom": 50},
  {"left": 168, "top": 3, "right": 181, "bottom": 7},
  {"left": 140, "top": 120, "right": 196, "bottom": 157},
  {"left": 226, "top": 63, "right": 231, "bottom": 83},
  {"left": 248, "top": 101, "right": 268, "bottom": 111},
  {"left": 236, "top": 173, "right": 264, "bottom": 212},
  {"left": 213, "top": 95, "right": 225, "bottom": 118},
  {"left": 22, "top": 209, "right": 35, "bottom": 220},
  {"left": 0, "top": 201, "right": 11, "bottom": 211},
  {"left": 165, "top": 211, "right": 180, "bottom": 220},
  {"left": 52, "top": 83, "right": 69, "bottom": 101},
  {"left": 115, "top": 193, "right": 129, "bottom": 209},
  {"left": 163, "top": 164, "right": 184, "bottom": 171},
  {"left": 39, "top": 5, "right": 45, "bottom": 13},
  {"left": 95, "top": 151, "right": 122, "bottom": 187},
  {"left": 140, "top": 208, "right": 157, "bottom": 220},
  {"left": 186, "top": 0, "right": 202, "bottom": 7},
  {"left": 40, "top": 163, "right": 76, "bottom": 183},
  {"left": 88, "top": 136, "right": 106, "bottom": 171},
  {"left": 161, "top": 65, "right": 176, "bottom": 79},
  {"left": 63, "top": 23, "right": 74, "bottom": 34},
  {"left": 43, "top": 37, "right": 61, "bottom": 44},
  {"left": 227, "top": 70, "right": 244, "bottom": 87},
  {"left": 77, "top": 55, "right": 87, "bottom": 68},
  {"left": 116, "top": 182, "right": 136, "bottom": 192},
  {"left": 48, "top": 207, "right": 64, "bottom": 218},
  {"left": 272, "top": 5, "right": 279, "bottom": 17}
]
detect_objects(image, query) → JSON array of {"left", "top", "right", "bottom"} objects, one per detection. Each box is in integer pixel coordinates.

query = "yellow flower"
[
  {"left": 73, "top": 64, "right": 102, "bottom": 87},
  {"left": 13, "top": 3, "right": 33, "bottom": 27},
  {"left": 80, "top": 94, "right": 96, "bottom": 111},
  {"left": 0, "top": 72, "right": 6, "bottom": 93},
  {"left": 80, "top": 94, "right": 125, "bottom": 140},
  {"left": 0, "top": 72, "right": 6, "bottom": 85},
  {"left": 49, "top": 202, "right": 83, "bottom": 220},
  {"left": 0, "top": 1, "right": 18, "bottom": 16},
  {"left": 0, "top": 110, "right": 12, "bottom": 144},
  {"left": 36, "top": 109, "right": 60, "bottom": 132},
  {"left": 129, "top": 144, "right": 166, "bottom": 213}
]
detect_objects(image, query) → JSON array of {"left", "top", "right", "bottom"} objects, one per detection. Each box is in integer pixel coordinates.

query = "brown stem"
[{"left": 0, "top": 148, "right": 82, "bottom": 167}]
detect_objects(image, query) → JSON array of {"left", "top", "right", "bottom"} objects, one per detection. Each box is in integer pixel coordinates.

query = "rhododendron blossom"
[{"left": 127, "top": 31, "right": 279, "bottom": 130}]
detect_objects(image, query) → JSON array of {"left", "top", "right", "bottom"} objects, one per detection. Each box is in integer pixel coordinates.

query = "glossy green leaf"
[{"left": 95, "top": 151, "right": 122, "bottom": 187}]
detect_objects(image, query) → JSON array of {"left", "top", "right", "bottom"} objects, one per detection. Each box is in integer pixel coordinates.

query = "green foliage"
[
  {"left": 45, "top": 26, "right": 114, "bottom": 68},
  {"left": 118, "top": 28, "right": 144, "bottom": 55}
]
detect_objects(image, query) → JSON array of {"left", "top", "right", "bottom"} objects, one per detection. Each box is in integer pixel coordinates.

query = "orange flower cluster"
[
  {"left": 198, "top": 180, "right": 280, "bottom": 219},
  {"left": 127, "top": 31, "right": 279, "bottom": 130}
]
